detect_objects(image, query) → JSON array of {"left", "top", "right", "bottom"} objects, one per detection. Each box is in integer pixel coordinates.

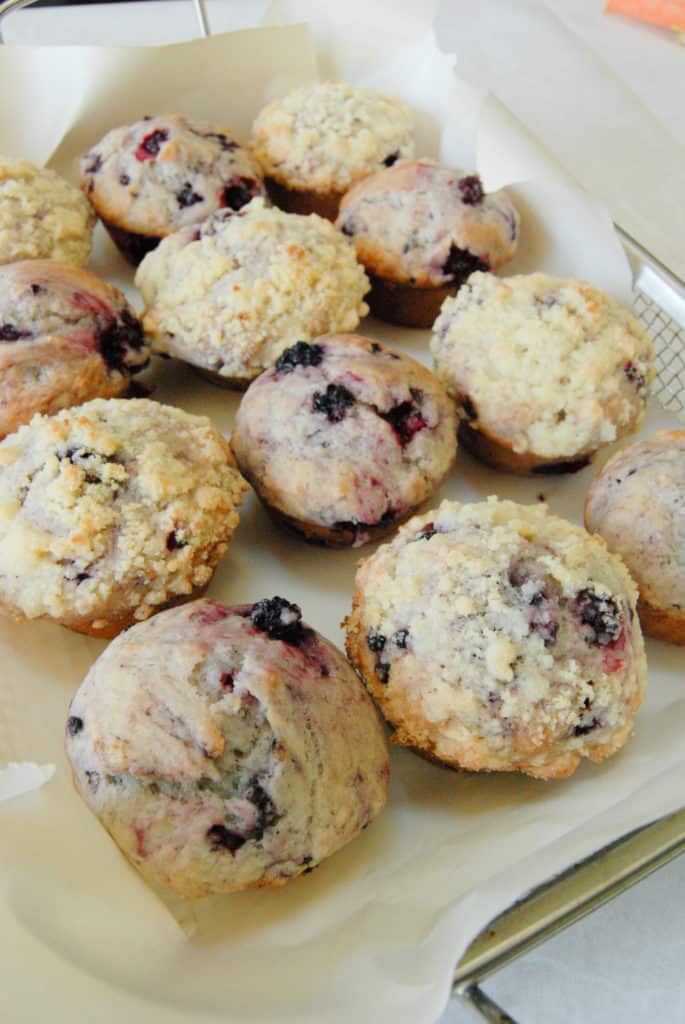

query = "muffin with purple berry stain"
[
  {"left": 231, "top": 333, "right": 457, "bottom": 547},
  {"left": 585, "top": 430, "right": 685, "bottom": 644},
  {"left": 431, "top": 273, "right": 654, "bottom": 475},
  {"left": 136, "top": 199, "right": 369, "bottom": 388},
  {"left": 80, "top": 113, "right": 264, "bottom": 265},
  {"left": 0, "top": 260, "right": 149, "bottom": 439},
  {"left": 336, "top": 160, "right": 519, "bottom": 328},
  {"left": 65, "top": 596, "right": 389, "bottom": 898},
  {"left": 346, "top": 497, "right": 646, "bottom": 780},
  {"left": 0, "top": 398, "right": 247, "bottom": 637}
]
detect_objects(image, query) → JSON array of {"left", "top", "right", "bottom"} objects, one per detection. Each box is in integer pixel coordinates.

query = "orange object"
[{"left": 605, "top": 0, "right": 685, "bottom": 31}]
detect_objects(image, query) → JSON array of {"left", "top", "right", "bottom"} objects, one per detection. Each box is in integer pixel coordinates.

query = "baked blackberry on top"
[
  {"left": 80, "top": 113, "right": 264, "bottom": 264},
  {"left": 231, "top": 333, "right": 457, "bottom": 546},
  {"left": 337, "top": 160, "right": 519, "bottom": 327},
  {"left": 66, "top": 596, "right": 389, "bottom": 898},
  {"left": 431, "top": 272, "right": 654, "bottom": 474},
  {"left": 0, "top": 260, "right": 148, "bottom": 439},
  {"left": 251, "top": 81, "right": 414, "bottom": 220},
  {"left": 346, "top": 498, "right": 647, "bottom": 780}
]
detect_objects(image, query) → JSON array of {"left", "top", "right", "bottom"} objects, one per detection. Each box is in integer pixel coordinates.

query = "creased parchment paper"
[{"left": 0, "top": 10, "right": 683, "bottom": 1024}]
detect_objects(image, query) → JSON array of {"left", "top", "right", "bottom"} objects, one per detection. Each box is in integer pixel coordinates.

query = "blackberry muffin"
[
  {"left": 80, "top": 113, "right": 264, "bottom": 265},
  {"left": 66, "top": 596, "right": 389, "bottom": 898},
  {"left": 231, "top": 334, "right": 457, "bottom": 547},
  {"left": 585, "top": 431, "right": 685, "bottom": 644},
  {"left": 136, "top": 199, "right": 370, "bottom": 388},
  {"left": 0, "top": 398, "right": 247, "bottom": 637},
  {"left": 251, "top": 81, "right": 414, "bottom": 220},
  {"left": 0, "top": 260, "right": 149, "bottom": 439},
  {"left": 336, "top": 160, "right": 519, "bottom": 328},
  {"left": 431, "top": 273, "right": 654, "bottom": 475},
  {"left": 0, "top": 156, "right": 95, "bottom": 267},
  {"left": 346, "top": 498, "right": 647, "bottom": 780}
]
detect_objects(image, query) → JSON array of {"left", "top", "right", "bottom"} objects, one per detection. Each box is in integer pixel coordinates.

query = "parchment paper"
[{"left": 0, "top": 11, "right": 683, "bottom": 1024}]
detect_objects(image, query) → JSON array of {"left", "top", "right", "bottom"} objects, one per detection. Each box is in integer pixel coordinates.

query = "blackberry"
[
  {"left": 457, "top": 174, "right": 484, "bottom": 205},
  {"left": 275, "top": 341, "right": 324, "bottom": 374},
  {"left": 250, "top": 596, "right": 306, "bottom": 645}
]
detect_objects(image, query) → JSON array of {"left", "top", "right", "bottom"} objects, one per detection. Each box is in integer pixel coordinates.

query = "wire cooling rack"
[{"left": 1, "top": 2, "right": 685, "bottom": 1022}]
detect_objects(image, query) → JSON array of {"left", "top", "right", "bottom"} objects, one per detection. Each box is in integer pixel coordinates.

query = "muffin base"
[
  {"left": 193, "top": 366, "right": 251, "bottom": 391},
  {"left": 102, "top": 219, "right": 162, "bottom": 267},
  {"left": 637, "top": 597, "right": 685, "bottom": 645},
  {"left": 367, "top": 275, "right": 457, "bottom": 329},
  {"left": 265, "top": 503, "right": 407, "bottom": 549},
  {"left": 264, "top": 177, "right": 342, "bottom": 222},
  {"left": 59, "top": 584, "right": 209, "bottom": 639},
  {"left": 458, "top": 420, "right": 593, "bottom": 476}
]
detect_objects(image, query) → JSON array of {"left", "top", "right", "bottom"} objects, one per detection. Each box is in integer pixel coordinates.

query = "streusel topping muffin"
[
  {"left": 585, "top": 430, "right": 685, "bottom": 644},
  {"left": 0, "top": 156, "right": 95, "bottom": 266},
  {"left": 136, "top": 199, "right": 370, "bottom": 386},
  {"left": 80, "top": 114, "right": 264, "bottom": 264},
  {"left": 346, "top": 498, "right": 647, "bottom": 780},
  {"left": 0, "top": 398, "right": 247, "bottom": 637},
  {"left": 231, "top": 334, "right": 457, "bottom": 546},
  {"left": 0, "top": 260, "right": 149, "bottom": 438},
  {"left": 431, "top": 273, "right": 654, "bottom": 474},
  {"left": 66, "top": 596, "right": 389, "bottom": 898},
  {"left": 252, "top": 82, "right": 414, "bottom": 218}
]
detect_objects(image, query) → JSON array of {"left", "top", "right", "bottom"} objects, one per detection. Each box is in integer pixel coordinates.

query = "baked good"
[
  {"left": 585, "top": 430, "right": 685, "bottom": 644},
  {"left": 346, "top": 497, "right": 647, "bottom": 780},
  {"left": 66, "top": 596, "right": 389, "bottom": 897},
  {"left": 251, "top": 81, "right": 414, "bottom": 220},
  {"left": 336, "top": 160, "right": 519, "bottom": 328},
  {"left": 136, "top": 199, "right": 370, "bottom": 387},
  {"left": 0, "top": 156, "right": 95, "bottom": 266},
  {"left": 231, "top": 334, "right": 457, "bottom": 547},
  {"left": 80, "top": 113, "right": 264, "bottom": 264},
  {"left": 0, "top": 398, "right": 247, "bottom": 637},
  {"left": 431, "top": 273, "right": 654, "bottom": 474},
  {"left": 0, "top": 259, "right": 149, "bottom": 438}
]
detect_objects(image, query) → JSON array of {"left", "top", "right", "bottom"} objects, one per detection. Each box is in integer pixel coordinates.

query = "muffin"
[
  {"left": 251, "top": 81, "right": 414, "bottom": 220},
  {"left": 231, "top": 334, "right": 457, "bottom": 547},
  {"left": 431, "top": 273, "right": 654, "bottom": 474},
  {"left": 346, "top": 498, "right": 647, "bottom": 780},
  {"left": 66, "top": 596, "right": 389, "bottom": 897},
  {"left": 80, "top": 113, "right": 265, "bottom": 265},
  {"left": 0, "top": 260, "right": 149, "bottom": 439},
  {"left": 0, "top": 398, "right": 247, "bottom": 637},
  {"left": 336, "top": 161, "right": 519, "bottom": 328},
  {"left": 0, "top": 156, "right": 95, "bottom": 266},
  {"left": 585, "top": 431, "right": 685, "bottom": 644},
  {"left": 136, "top": 199, "right": 370, "bottom": 387}
]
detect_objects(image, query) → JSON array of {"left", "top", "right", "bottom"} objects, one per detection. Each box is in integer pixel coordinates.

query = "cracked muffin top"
[
  {"left": 336, "top": 161, "right": 519, "bottom": 288},
  {"left": 66, "top": 596, "right": 389, "bottom": 897},
  {"left": 251, "top": 81, "right": 414, "bottom": 195},
  {"left": 79, "top": 113, "right": 264, "bottom": 238},
  {"left": 346, "top": 497, "right": 647, "bottom": 780},
  {"left": 0, "top": 156, "right": 95, "bottom": 266}
]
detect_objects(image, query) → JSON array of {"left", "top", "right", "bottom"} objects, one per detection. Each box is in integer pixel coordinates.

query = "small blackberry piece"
[
  {"left": 206, "top": 824, "right": 246, "bottom": 853},
  {"left": 119, "top": 173, "right": 130, "bottom": 186},
  {"left": 0, "top": 323, "right": 30, "bottom": 341},
  {"left": 221, "top": 177, "right": 257, "bottom": 210},
  {"left": 246, "top": 781, "right": 279, "bottom": 840},
  {"left": 366, "top": 630, "right": 386, "bottom": 653},
  {"left": 136, "top": 129, "right": 168, "bottom": 160},
  {"left": 623, "top": 361, "right": 646, "bottom": 389},
  {"left": 383, "top": 151, "right": 400, "bottom": 167},
  {"left": 416, "top": 522, "right": 436, "bottom": 541},
  {"left": 85, "top": 153, "right": 103, "bottom": 175},
  {"left": 275, "top": 341, "right": 324, "bottom": 374},
  {"left": 573, "top": 589, "right": 622, "bottom": 646},
  {"left": 392, "top": 629, "right": 409, "bottom": 648},
  {"left": 443, "top": 244, "right": 489, "bottom": 283},
  {"left": 530, "top": 618, "right": 559, "bottom": 648},
  {"left": 574, "top": 717, "right": 601, "bottom": 736},
  {"left": 98, "top": 309, "right": 146, "bottom": 373},
  {"left": 176, "top": 183, "right": 203, "bottom": 208},
  {"left": 457, "top": 174, "right": 484, "bottom": 205},
  {"left": 67, "top": 716, "right": 84, "bottom": 736},
  {"left": 202, "top": 131, "right": 239, "bottom": 152},
  {"left": 312, "top": 384, "right": 355, "bottom": 423},
  {"left": 376, "top": 663, "right": 390, "bottom": 684},
  {"left": 250, "top": 596, "right": 306, "bottom": 645},
  {"left": 165, "top": 531, "right": 187, "bottom": 551},
  {"left": 377, "top": 401, "right": 426, "bottom": 446}
]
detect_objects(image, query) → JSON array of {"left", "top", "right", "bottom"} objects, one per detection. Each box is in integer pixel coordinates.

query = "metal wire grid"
[{"left": 634, "top": 287, "right": 685, "bottom": 420}]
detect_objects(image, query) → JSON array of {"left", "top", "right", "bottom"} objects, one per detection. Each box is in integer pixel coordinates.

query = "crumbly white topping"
[
  {"left": 251, "top": 81, "right": 414, "bottom": 194},
  {"left": 585, "top": 430, "right": 685, "bottom": 610},
  {"left": 136, "top": 199, "right": 370, "bottom": 382},
  {"left": 0, "top": 157, "right": 94, "bottom": 266},
  {"left": 80, "top": 113, "right": 264, "bottom": 236},
  {"left": 231, "top": 333, "right": 456, "bottom": 539},
  {"left": 66, "top": 599, "right": 389, "bottom": 897},
  {"left": 337, "top": 160, "right": 519, "bottom": 287},
  {"left": 0, "top": 399, "right": 247, "bottom": 629},
  {"left": 431, "top": 273, "right": 654, "bottom": 459},
  {"left": 346, "top": 497, "right": 646, "bottom": 779}
]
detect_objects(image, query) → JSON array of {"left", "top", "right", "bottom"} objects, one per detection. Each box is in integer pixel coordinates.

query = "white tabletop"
[{"left": 3, "top": 2, "right": 684, "bottom": 1022}]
